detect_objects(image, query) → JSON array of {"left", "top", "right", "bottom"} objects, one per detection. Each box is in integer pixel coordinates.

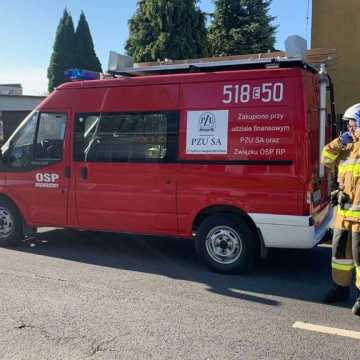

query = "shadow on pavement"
[{"left": 12, "top": 228, "right": 346, "bottom": 307}]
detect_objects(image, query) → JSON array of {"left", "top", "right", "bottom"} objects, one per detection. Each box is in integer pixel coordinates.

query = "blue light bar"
[{"left": 64, "top": 68, "right": 101, "bottom": 81}]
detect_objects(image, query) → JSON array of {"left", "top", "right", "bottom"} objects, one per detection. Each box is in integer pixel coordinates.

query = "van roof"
[
  {"left": 110, "top": 57, "right": 317, "bottom": 76},
  {"left": 58, "top": 59, "right": 316, "bottom": 91}
]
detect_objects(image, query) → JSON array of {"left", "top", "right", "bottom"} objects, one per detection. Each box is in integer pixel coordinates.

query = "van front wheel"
[
  {"left": 0, "top": 199, "right": 22, "bottom": 247},
  {"left": 195, "top": 215, "right": 257, "bottom": 274}
]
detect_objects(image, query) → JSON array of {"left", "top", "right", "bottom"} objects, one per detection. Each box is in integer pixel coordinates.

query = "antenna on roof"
[{"left": 306, "top": 0, "right": 311, "bottom": 43}]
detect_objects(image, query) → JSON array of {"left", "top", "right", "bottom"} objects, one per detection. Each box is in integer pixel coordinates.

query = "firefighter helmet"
[{"left": 343, "top": 103, "right": 360, "bottom": 126}]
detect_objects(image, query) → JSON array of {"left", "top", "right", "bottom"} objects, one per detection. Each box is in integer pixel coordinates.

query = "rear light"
[
  {"left": 312, "top": 189, "right": 322, "bottom": 205},
  {"left": 306, "top": 189, "right": 321, "bottom": 205},
  {"left": 306, "top": 191, "right": 312, "bottom": 205},
  {"left": 306, "top": 174, "right": 322, "bottom": 210}
]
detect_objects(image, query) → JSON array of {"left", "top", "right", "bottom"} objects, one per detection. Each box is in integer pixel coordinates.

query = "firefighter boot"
[
  {"left": 352, "top": 289, "right": 360, "bottom": 316},
  {"left": 323, "top": 285, "right": 350, "bottom": 304}
]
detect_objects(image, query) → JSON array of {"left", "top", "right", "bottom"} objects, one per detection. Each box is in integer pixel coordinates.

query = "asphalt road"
[{"left": 0, "top": 229, "right": 359, "bottom": 360}]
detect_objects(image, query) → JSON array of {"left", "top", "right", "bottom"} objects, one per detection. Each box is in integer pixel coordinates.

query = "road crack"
[
  {"left": 15, "top": 322, "right": 36, "bottom": 330},
  {"left": 88, "top": 337, "right": 117, "bottom": 357}
]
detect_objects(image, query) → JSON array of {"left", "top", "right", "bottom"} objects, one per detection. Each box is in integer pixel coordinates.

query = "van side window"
[
  {"left": 34, "top": 113, "right": 67, "bottom": 161},
  {"left": 74, "top": 112, "right": 178, "bottom": 162},
  {"left": 74, "top": 114, "right": 100, "bottom": 161},
  {"left": 6, "top": 112, "right": 38, "bottom": 168}
]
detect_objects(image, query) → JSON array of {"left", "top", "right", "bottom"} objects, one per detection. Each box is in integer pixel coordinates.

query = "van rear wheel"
[
  {"left": 195, "top": 215, "right": 257, "bottom": 274},
  {"left": 0, "top": 198, "right": 22, "bottom": 247}
]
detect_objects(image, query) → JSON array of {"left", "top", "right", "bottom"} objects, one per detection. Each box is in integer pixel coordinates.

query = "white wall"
[
  {"left": 0, "top": 85, "right": 22, "bottom": 96},
  {"left": 0, "top": 95, "right": 45, "bottom": 112}
]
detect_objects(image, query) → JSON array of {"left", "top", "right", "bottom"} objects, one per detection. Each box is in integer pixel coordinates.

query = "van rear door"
[{"left": 303, "top": 72, "right": 330, "bottom": 220}]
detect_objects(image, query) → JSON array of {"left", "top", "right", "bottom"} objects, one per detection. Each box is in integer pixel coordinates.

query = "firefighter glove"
[
  {"left": 330, "top": 190, "right": 339, "bottom": 207},
  {"left": 338, "top": 191, "right": 350, "bottom": 209},
  {"left": 340, "top": 132, "right": 353, "bottom": 145}
]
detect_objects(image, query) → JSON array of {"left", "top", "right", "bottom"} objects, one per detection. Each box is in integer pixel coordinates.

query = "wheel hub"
[
  {"left": 220, "top": 240, "right": 228, "bottom": 250},
  {"left": 205, "top": 226, "right": 243, "bottom": 265},
  {"left": 0, "top": 208, "right": 14, "bottom": 238}
]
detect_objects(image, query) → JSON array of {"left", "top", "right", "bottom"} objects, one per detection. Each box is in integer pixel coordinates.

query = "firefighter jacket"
[{"left": 322, "top": 137, "right": 360, "bottom": 223}]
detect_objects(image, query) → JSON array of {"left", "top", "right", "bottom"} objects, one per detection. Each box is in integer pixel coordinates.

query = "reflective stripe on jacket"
[{"left": 321, "top": 138, "right": 360, "bottom": 222}]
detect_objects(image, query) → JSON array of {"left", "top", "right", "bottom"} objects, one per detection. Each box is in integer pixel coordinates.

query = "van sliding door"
[{"left": 73, "top": 111, "right": 179, "bottom": 235}]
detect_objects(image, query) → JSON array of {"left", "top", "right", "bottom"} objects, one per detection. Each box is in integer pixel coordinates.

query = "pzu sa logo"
[{"left": 198, "top": 112, "right": 216, "bottom": 132}]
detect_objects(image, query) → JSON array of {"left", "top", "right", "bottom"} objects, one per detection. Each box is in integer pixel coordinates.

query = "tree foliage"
[
  {"left": 48, "top": 9, "right": 102, "bottom": 92},
  {"left": 47, "top": 9, "right": 76, "bottom": 92},
  {"left": 208, "top": 0, "right": 276, "bottom": 56},
  {"left": 75, "top": 11, "right": 102, "bottom": 72},
  {"left": 126, "top": 0, "right": 208, "bottom": 62}
]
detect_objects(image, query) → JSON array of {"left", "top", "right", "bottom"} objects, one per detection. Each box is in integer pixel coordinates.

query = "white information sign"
[{"left": 186, "top": 110, "right": 228, "bottom": 154}]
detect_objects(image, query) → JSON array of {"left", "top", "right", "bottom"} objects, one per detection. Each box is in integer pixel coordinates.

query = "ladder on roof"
[{"left": 108, "top": 57, "right": 317, "bottom": 77}]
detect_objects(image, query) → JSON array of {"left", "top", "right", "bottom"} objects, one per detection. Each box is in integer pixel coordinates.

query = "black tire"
[
  {"left": 195, "top": 214, "right": 258, "bottom": 274},
  {"left": 0, "top": 198, "right": 23, "bottom": 247}
]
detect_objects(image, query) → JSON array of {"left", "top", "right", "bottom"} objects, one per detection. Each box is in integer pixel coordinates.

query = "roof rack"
[{"left": 108, "top": 57, "right": 318, "bottom": 77}]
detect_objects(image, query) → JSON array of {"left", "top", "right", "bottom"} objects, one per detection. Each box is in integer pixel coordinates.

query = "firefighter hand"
[{"left": 339, "top": 132, "right": 353, "bottom": 145}]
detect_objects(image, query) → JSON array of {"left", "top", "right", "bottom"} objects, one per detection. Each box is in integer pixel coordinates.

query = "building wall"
[
  {"left": 0, "top": 95, "right": 44, "bottom": 112},
  {"left": 312, "top": 0, "right": 360, "bottom": 114},
  {"left": 0, "top": 95, "right": 45, "bottom": 144},
  {"left": 0, "top": 111, "right": 29, "bottom": 144},
  {"left": 0, "top": 84, "right": 22, "bottom": 96}
]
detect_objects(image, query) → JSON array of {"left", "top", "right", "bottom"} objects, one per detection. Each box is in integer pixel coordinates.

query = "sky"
[{"left": 0, "top": 0, "right": 311, "bottom": 95}]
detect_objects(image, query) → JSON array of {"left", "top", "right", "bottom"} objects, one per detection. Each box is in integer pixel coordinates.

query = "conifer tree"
[
  {"left": 75, "top": 11, "right": 102, "bottom": 72},
  {"left": 47, "top": 9, "right": 76, "bottom": 92},
  {"left": 208, "top": 0, "right": 276, "bottom": 56},
  {"left": 126, "top": 0, "right": 208, "bottom": 62}
]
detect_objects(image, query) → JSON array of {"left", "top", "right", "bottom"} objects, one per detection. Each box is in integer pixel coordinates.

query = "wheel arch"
[
  {"left": 192, "top": 205, "right": 262, "bottom": 248},
  {"left": 0, "top": 192, "right": 30, "bottom": 244},
  {"left": 0, "top": 193, "right": 26, "bottom": 227},
  {"left": 0, "top": 193, "right": 21, "bottom": 210}
]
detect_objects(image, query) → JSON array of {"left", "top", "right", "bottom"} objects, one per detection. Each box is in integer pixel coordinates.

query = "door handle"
[
  {"left": 64, "top": 166, "right": 71, "bottom": 179},
  {"left": 80, "top": 167, "right": 88, "bottom": 180}
]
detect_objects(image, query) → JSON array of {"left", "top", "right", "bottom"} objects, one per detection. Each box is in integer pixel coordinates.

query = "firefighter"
[{"left": 321, "top": 103, "right": 360, "bottom": 316}]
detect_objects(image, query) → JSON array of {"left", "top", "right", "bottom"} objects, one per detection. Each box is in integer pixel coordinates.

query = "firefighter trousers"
[{"left": 332, "top": 225, "right": 360, "bottom": 289}]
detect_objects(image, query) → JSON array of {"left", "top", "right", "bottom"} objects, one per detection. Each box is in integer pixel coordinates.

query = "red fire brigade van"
[{"left": 0, "top": 59, "right": 333, "bottom": 273}]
